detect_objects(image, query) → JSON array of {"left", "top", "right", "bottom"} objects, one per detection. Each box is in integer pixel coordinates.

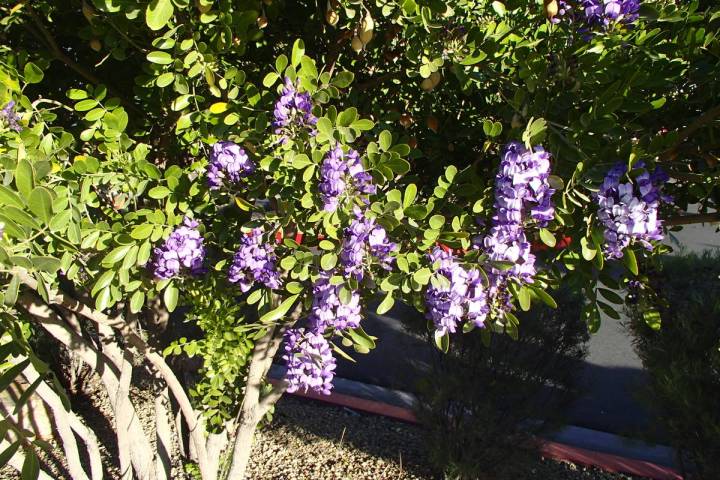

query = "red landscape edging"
[{"left": 278, "top": 382, "right": 684, "bottom": 480}]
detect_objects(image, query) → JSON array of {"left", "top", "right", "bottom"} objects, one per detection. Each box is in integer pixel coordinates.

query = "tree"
[{"left": 0, "top": 1, "right": 718, "bottom": 479}]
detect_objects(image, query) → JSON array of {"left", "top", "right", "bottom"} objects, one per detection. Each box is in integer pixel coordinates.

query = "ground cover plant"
[{"left": 0, "top": 0, "right": 719, "bottom": 478}]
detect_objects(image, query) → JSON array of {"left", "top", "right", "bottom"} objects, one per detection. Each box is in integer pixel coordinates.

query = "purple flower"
[
  {"left": 228, "top": 228, "right": 281, "bottom": 292},
  {"left": 583, "top": 0, "right": 640, "bottom": 26},
  {"left": 283, "top": 328, "right": 336, "bottom": 395},
  {"left": 308, "top": 272, "right": 362, "bottom": 333},
  {"left": 273, "top": 77, "right": 317, "bottom": 135},
  {"left": 596, "top": 162, "right": 668, "bottom": 259},
  {"left": 425, "top": 247, "right": 489, "bottom": 335},
  {"left": 340, "top": 209, "right": 396, "bottom": 280},
  {"left": 1, "top": 101, "right": 21, "bottom": 132},
  {"left": 152, "top": 217, "right": 206, "bottom": 279},
  {"left": 207, "top": 141, "right": 254, "bottom": 190},
  {"left": 319, "top": 147, "right": 376, "bottom": 212}
]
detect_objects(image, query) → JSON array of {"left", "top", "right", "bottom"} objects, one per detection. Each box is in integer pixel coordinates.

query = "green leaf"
[
  {"left": 32, "top": 256, "right": 62, "bottom": 273},
  {"left": 434, "top": 330, "right": 449, "bottom": 353},
  {"left": 164, "top": 284, "right": 179, "bottom": 312},
  {"left": 333, "top": 71, "right": 354, "bottom": 88},
  {"left": 376, "top": 292, "right": 394, "bottom": 315},
  {"left": 623, "top": 249, "right": 639, "bottom": 275},
  {"left": 23, "top": 62, "right": 44, "bottom": 84},
  {"left": 429, "top": 215, "right": 445, "bottom": 230},
  {"left": 74, "top": 99, "right": 99, "bottom": 112},
  {"left": 337, "top": 107, "right": 358, "bottom": 127},
  {"left": 275, "top": 54, "right": 288, "bottom": 73},
  {"left": 517, "top": 285, "right": 531, "bottom": 311},
  {"left": 15, "top": 159, "right": 34, "bottom": 200},
  {"left": 0, "top": 186, "right": 24, "bottom": 208},
  {"left": 413, "top": 268, "right": 432, "bottom": 285},
  {"left": 146, "top": 0, "right": 174, "bottom": 31},
  {"left": 539, "top": 228, "right": 556, "bottom": 247},
  {"left": 286, "top": 282, "right": 304, "bottom": 294},
  {"left": 299, "top": 56, "right": 318, "bottom": 79},
  {"left": 291, "top": 39, "right": 305, "bottom": 68},
  {"left": 320, "top": 253, "right": 337, "bottom": 271},
  {"left": 351, "top": 119, "right": 374, "bottom": 131},
  {"left": 319, "top": 240, "right": 335, "bottom": 250},
  {"left": 3, "top": 275, "right": 19, "bottom": 306},
  {"left": 529, "top": 285, "right": 557, "bottom": 308},
  {"left": 131, "top": 224, "right": 154, "bottom": 239},
  {"left": 21, "top": 448, "right": 39, "bottom": 480},
  {"left": 146, "top": 51, "right": 173, "bottom": 64},
  {"left": 403, "top": 184, "right": 417, "bottom": 209},
  {"left": 316, "top": 117, "right": 333, "bottom": 138},
  {"left": 599, "top": 288, "right": 624, "bottom": 305},
  {"left": 259, "top": 294, "right": 299, "bottom": 323},
  {"left": 156, "top": 72, "right": 175, "bottom": 87},
  {"left": 102, "top": 244, "right": 134, "bottom": 265},
  {"left": 130, "top": 291, "right": 145, "bottom": 314},
  {"left": 263, "top": 72, "right": 279, "bottom": 88},
  {"left": 27, "top": 187, "right": 53, "bottom": 224},
  {"left": 95, "top": 287, "right": 112, "bottom": 311},
  {"left": 379, "top": 130, "right": 392, "bottom": 151},
  {"left": 149, "top": 186, "right": 171, "bottom": 199},
  {"left": 0, "top": 442, "right": 20, "bottom": 470},
  {"left": 581, "top": 237, "right": 597, "bottom": 261}
]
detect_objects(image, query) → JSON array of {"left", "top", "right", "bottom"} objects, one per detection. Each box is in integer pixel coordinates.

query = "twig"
[{"left": 664, "top": 212, "right": 720, "bottom": 226}]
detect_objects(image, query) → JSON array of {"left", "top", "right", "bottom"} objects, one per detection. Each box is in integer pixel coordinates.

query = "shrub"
[
  {"left": 409, "top": 290, "right": 588, "bottom": 479},
  {"left": 627, "top": 252, "right": 720, "bottom": 479}
]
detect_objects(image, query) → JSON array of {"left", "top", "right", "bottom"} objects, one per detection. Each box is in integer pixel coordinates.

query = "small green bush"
[
  {"left": 408, "top": 292, "right": 588, "bottom": 479},
  {"left": 627, "top": 252, "right": 720, "bottom": 479}
]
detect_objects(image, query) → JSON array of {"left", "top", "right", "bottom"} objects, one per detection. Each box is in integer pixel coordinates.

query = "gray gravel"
[{"left": 247, "top": 396, "right": 650, "bottom": 480}]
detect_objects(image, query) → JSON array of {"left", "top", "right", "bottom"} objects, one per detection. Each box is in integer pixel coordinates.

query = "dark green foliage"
[
  {"left": 408, "top": 292, "right": 588, "bottom": 479},
  {"left": 627, "top": 252, "right": 720, "bottom": 479}
]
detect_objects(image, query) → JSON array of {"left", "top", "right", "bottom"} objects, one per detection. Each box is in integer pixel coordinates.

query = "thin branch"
[
  {"left": 17, "top": 292, "right": 157, "bottom": 480},
  {"left": 21, "top": 359, "right": 97, "bottom": 480},
  {"left": 664, "top": 212, "right": 720, "bottom": 226},
  {"left": 16, "top": 275, "right": 212, "bottom": 480},
  {"left": 659, "top": 104, "right": 720, "bottom": 161}
]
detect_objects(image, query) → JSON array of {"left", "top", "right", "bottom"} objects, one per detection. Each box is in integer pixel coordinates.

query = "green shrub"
[
  {"left": 627, "top": 252, "right": 720, "bottom": 479},
  {"left": 408, "top": 291, "right": 588, "bottom": 479}
]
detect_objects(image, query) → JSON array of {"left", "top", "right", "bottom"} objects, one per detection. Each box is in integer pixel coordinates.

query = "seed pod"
[
  {"left": 429, "top": 71, "right": 441, "bottom": 88},
  {"left": 351, "top": 35, "right": 364, "bottom": 53},
  {"left": 400, "top": 114, "right": 413, "bottom": 128},
  {"left": 263, "top": 0, "right": 273, "bottom": 4},
  {"left": 82, "top": 0, "right": 96, "bottom": 23},
  {"left": 420, "top": 77, "right": 435, "bottom": 91},
  {"left": 196, "top": 0, "right": 212, "bottom": 13},
  {"left": 511, "top": 113, "right": 523, "bottom": 129},
  {"left": 544, "top": 0, "right": 559, "bottom": 20},
  {"left": 325, "top": 2, "right": 339, "bottom": 26},
  {"left": 90, "top": 38, "right": 102, "bottom": 52},
  {"left": 358, "top": 13, "right": 374, "bottom": 44},
  {"left": 408, "top": 137, "right": 418, "bottom": 149},
  {"left": 257, "top": 15, "right": 268, "bottom": 28},
  {"left": 426, "top": 115, "right": 439, "bottom": 133}
]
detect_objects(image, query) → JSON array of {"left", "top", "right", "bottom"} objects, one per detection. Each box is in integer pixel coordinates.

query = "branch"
[
  {"left": 21, "top": 359, "right": 98, "bottom": 480},
  {"left": 17, "top": 292, "right": 157, "bottom": 480},
  {"left": 16, "top": 275, "right": 212, "bottom": 480},
  {"left": 659, "top": 104, "right": 720, "bottom": 161},
  {"left": 25, "top": 7, "right": 142, "bottom": 116},
  {"left": 664, "top": 212, "right": 720, "bottom": 226}
]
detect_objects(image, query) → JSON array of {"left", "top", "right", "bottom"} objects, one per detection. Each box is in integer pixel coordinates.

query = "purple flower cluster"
[
  {"left": 273, "top": 77, "right": 317, "bottom": 134},
  {"left": 425, "top": 247, "right": 489, "bottom": 335},
  {"left": 152, "top": 217, "right": 206, "bottom": 279},
  {"left": 319, "top": 147, "right": 376, "bottom": 212},
  {"left": 552, "top": 0, "right": 640, "bottom": 29},
  {"left": 483, "top": 142, "right": 555, "bottom": 282},
  {"left": 596, "top": 162, "right": 668, "bottom": 259},
  {"left": 207, "top": 141, "right": 255, "bottom": 190},
  {"left": 340, "top": 209, "right": 396, "bottom": 279},
  {"left": 1, "top": 101, "right": 21, "bottom": 132},
  {"left": 282, "top": 328, "right": 336, "bottom": 395},
  {"left": 308, "top": 272, "right": 362, "bottom": 332},
  {"left": 582, "top": 0, "right": 640, "bottom": 27},
  {"left": 228, "top": 229, "right": 281, "bottom": 292}
]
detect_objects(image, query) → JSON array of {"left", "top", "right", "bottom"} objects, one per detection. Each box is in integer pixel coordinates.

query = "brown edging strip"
[{"left": 276, "top": 381, "right": 684, "bottom": 480}]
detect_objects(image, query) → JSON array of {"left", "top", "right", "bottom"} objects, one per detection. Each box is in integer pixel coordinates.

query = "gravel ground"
[
  {"left": 247, "top": 396, "right": 650, "bottom": 480},
  {"left": 2, "top": 375, "right": 652, "bottom": 480}
]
